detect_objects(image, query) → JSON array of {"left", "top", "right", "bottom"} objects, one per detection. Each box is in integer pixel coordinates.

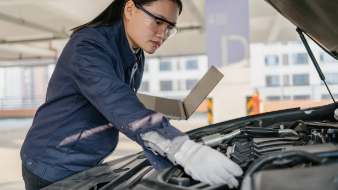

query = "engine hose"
[
  {"left": 244, "top": 151, "right": 329, "bottom": 178},
  {"left": 287, "top": 120, "right": 311, "bottom": 134}
]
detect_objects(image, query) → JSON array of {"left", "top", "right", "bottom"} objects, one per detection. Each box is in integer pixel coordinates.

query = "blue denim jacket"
[{"left": 20, "top": 19, "right": 185, "bottom": 182}]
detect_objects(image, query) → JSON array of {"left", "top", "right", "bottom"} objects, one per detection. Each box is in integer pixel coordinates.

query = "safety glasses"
[{"left": 133, "top": 1, "right": 179, "bottom": 39}]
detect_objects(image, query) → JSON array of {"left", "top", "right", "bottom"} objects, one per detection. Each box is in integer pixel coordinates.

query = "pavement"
[{"left": 0, "top": 116, "right": 208, "bottom": 190}]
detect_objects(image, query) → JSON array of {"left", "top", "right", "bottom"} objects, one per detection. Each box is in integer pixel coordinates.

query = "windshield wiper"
[{"left": 296, "top": 28, "right": 338, "bottom": 108}]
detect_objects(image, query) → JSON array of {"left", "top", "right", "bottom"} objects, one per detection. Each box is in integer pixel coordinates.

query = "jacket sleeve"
[{"left": 69, "top": 38, "right": 186, "bottom": 170}]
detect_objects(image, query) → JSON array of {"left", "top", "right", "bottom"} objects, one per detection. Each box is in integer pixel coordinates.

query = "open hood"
[
  {"left": 266, "top": 0, "right": 338, "bottom": 107},
  {"left": 265, "top": 0, "right": 338, "bottom": 58}
]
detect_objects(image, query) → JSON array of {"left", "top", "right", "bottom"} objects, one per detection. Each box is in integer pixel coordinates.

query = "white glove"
[
  {"left": 174, "top": 140, "right": 243, "bottom": 188},
  {"left": 141, "top": 131, "right": 243, "bottom": 188}
]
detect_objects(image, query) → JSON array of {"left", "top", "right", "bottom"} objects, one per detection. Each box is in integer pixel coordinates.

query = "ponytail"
[{"left": 70, "top": 0, "right": 126, "bottom": 36}]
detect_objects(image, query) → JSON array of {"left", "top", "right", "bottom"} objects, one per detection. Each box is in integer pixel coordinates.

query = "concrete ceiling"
[{"left": 0, "top": 0, "right": 299, "bottom": 61}]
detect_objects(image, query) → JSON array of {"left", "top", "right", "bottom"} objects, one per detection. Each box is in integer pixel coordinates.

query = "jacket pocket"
[
  {"left": 66, "top": 123, "right": 119, "bottom": 167},
  {"left": 67, "top": 126, "right": 86, "bottom": 151}
]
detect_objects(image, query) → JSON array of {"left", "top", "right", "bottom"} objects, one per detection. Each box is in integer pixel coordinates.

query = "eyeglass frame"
[{"left": 132, "top": 0, "right": 179, "bottom": 36}]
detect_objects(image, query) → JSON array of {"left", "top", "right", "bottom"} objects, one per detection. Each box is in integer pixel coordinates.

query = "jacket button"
[{"left": 28, "top": 162, "right": 32, "bottom": 166}]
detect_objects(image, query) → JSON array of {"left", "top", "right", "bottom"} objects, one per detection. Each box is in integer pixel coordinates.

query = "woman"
[{"left": 20, "top": 0, "right": 242, "bottom": 189}]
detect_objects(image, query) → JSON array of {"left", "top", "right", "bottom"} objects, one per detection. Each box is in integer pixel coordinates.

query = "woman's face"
[{"left": 124, "top": 0, "right": 180, "bottom": 54}]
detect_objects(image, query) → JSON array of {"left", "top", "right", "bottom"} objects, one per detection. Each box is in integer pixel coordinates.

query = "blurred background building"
[
  {"left": 251, "top": 41, "right": 338, "bottom": 112},
  {"left": 1, "top": 0, "right": 336, "bottom": 120}
]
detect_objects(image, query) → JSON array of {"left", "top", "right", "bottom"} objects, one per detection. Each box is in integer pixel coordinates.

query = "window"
[
  {"left": 322, "top": 94, "right": 338, "bottom": 99},
  {"left": 283, "top": 96, "right": 291, "bottom": 100},
  {"left": 186, "top": 79, "right": 198, "bottom": 90},
  {"left": 160, "top": 61, "right": 171, "bottom": 71},
  {"left": 323, "top": 73, "right": 338, "bottom": 85},
  {"left": 265, "top": 55, "right": 279, "bottom": 66},
  {"left": 139, "top": 81, "right": 149, "bottom": 92},
  {"left": 283, "top": 75, "right": 289, "bottom": 86},
  {"left": 294, "top": 95, "right": 310, "bottom": 100},
  {"left": 23, "top": 67, "right": 34, "bottom": 98},
  {"left": 160, "top": 81, "right": 172, "bottom": 91},
  {"left": 266, "top": 96, "right": 280, "bottom": 101},
  {"left": 282, "top": 54, "right": 289, "bottom": 66},
  {"left": 320, "top": 52, "right": 337, "bottom": 63},
  {"left": 292, "top": 53, "right": 308, "bottom": 65},
  {"left": 266, "top": 75, "right": 280, "bottom": 86},
  {"left": 293, "top": 74, "right": 309, "bottom": 86},
  {"left": 185, "top": 60, "right": 198, "bottom": 70}
]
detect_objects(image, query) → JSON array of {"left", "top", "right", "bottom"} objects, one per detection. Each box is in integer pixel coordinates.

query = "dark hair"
[{"left": 70, "top": 0, "right": 183, "bottom": 36}]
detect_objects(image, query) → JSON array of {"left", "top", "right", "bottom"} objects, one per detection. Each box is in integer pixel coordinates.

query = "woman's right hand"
[{"left": 173, "top": 140, "right": 243, "bottom": 188}]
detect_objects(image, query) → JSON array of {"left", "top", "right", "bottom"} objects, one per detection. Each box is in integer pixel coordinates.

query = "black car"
[{"left": 43, "top": 0, "right": 338, "bottom": 189}]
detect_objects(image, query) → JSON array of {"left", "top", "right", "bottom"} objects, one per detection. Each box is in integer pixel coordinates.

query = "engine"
[{"left": 166, "top": 120, "right": 338, "bottom": 190}]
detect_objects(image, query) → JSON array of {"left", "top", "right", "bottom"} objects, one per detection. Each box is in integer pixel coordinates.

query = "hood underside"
[{"left": 266, "top": 0, "right": 338, "bottom": 56}]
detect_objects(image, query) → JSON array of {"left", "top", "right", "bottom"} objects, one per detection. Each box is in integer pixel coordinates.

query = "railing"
[{"left": 0, "top": 96, "right": 45, "bottom": 110}]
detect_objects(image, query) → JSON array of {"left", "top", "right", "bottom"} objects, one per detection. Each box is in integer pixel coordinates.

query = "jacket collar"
[{"left": 110, "top": 20, "right": 142, "bottom": 70}]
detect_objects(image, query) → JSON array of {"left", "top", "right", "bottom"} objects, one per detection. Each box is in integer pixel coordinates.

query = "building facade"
[
  {"left": 139, "top": 55, "right": 209, "bottom": 99},
  {"left": 250, "top": 41, "right": 338, "bottom": 102}
]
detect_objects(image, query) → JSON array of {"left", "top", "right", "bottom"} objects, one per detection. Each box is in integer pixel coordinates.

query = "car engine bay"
[{"left": 164, "top": 120, "right": 338, "bottom": 190}]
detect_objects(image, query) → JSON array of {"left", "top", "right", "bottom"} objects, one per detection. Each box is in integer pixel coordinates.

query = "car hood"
[
  {"left": 42, "top": 103, "right": 338, "bottom": 190},
  {"left": 265, "top": 0, "right": 338, "bottom": 56}
]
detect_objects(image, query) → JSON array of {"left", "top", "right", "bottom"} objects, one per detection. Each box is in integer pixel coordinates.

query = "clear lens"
[{"left": 143, "top": 16, "right": 177, "bottom": 39}]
